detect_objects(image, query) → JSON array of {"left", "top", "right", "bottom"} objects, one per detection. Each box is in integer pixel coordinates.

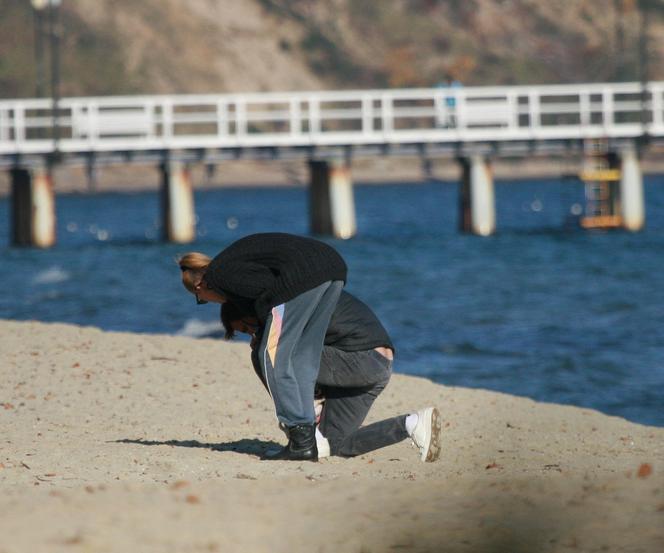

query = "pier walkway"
[{"left": 1, "top": 81, "right": 663, "bottom": 245}]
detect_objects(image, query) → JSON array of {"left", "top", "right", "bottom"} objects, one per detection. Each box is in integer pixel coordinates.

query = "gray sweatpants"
[
  {"left": 317, "top": 348, "right": 409, "bottom": 457},
  {"left": 257, "top": 280, "right": 343, "bottom": 427}
]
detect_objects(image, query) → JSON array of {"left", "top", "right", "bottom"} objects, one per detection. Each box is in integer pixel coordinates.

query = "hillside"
[{"left": 1, "top": 0, "right": 663, "bottom": 99}]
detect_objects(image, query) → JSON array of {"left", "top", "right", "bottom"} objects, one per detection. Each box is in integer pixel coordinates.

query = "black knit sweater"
[{"left": 205, "top": 233, "right": 347, "bottom": 322}]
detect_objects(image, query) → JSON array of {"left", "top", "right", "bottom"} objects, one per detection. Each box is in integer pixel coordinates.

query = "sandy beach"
[{"left": 0, "top": 319, "right": 662, "bottom": 552}]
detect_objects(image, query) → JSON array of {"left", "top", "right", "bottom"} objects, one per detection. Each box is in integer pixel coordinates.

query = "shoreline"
[
  {"left": 1, "top": 319, "right": 662, "bottom": 551},
  {"left": 1, "top": 153, "right": 663, "bottom": 197}
]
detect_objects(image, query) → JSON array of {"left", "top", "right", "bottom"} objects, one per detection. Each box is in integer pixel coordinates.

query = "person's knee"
[
  {"left": 373, "top": 353, "right": 393, "bottom": 382},
  {"left": 369, "top": 375, "right": 390, "bottom": 399}
]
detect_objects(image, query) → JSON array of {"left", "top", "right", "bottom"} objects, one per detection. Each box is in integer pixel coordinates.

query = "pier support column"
[
  {"left": 458, "top": 155, "right": 496, "bottom": 236},
  {"left": 10, "top": 167, "right": 56, "bottom": 248},
  {"left": 619, "top": 148, "right": 645, "bottom": 232},
  {"left": 308, "top": 159, "right": 356, "bottom": 239},
  {"left": 160, "top": 161, "right": 195, "bottom": 243}
]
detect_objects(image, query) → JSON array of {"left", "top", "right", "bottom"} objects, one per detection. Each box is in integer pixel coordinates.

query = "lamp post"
[
  {"left": 637, "top": 0, "right": 651, "bottom": 147},
  {"left": 31, "top": 0, "right": 47, "bottom": 97},
  {"left": 49, "top": 0, "right": 62, "bottom": 158},
  {"left": 30, "top": 0, "right": 62, "bottom": 158}
]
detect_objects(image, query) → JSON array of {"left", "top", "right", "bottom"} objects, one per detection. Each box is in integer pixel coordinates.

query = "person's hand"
[{"left": 314, "top": 397, "right": 325, "bottom": 425}]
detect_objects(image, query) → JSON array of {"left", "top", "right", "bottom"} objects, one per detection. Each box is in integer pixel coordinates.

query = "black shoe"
[{"left": 262, "top": 423, "right": 318, "bottom": 461}]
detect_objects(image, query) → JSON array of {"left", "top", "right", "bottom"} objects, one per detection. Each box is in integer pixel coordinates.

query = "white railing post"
[
  {"left": 89, "top": 100, "right": 99, "bottom": 145},
  {"left": 434, "top": 90, "right": 445, "bottom": 127},
  {"left": 70, "top": 103, "right": 80, "bottom": 139},
  {"left": 236, "top": 99, "right": 247, "bottom": 137},
  {"left": 74, "top": 102, "right": 84, "bottom": 140},
  {"left": 602, "top": 87, "right": 614, "bottom": 131},
  {"left": 15, "top": 104, "right": 26, "bottom": 145},
  {"left": 290, "top": 98, "right": 301, "bottom": 136},
  {"left": 507, "top": 91, "right": 518, "bottom": 130},
  {"left": 217, "top": 99, "right": 229, "bottom": 137},
  {"left": 0, "top": 107, "right": 6, "bottom": 142},
  {"left": 580, "top": 90, "right": 591, "bottom": 127},
  {"left": 652, "top": 83, "right": 663, "bottom": 129},
  {"left": 455, "top": 91, "right": 466, "bottom": 131},
  {"left": 381, "top": 93, "right": 393, "bottom": 134},
  {"left": 309, "top": 98, "right": 321, "bottom": 135},
  {"left": 162, "top": 98, "right": 174, "bottom": 139},
  {"left": 528, "top": 89, "right": 540, "bottom": 133},
  {"left": 362, "top": 94, "right": 373, "bottom": 135},
  {"left": 145, "top": 99, "right": 156, "bottom": 141}
]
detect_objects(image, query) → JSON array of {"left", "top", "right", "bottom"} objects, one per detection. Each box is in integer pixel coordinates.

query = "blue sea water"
[{"left": 1, "top": 176, "right": 663, "bottom": 426}]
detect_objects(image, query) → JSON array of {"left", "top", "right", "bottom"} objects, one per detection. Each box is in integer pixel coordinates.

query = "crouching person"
[
  {"left": 222, "top": 291, "right": 442, "bottom": 462},
  {"left": 178, "top": 232, "right": 346, "bottom": 462}
]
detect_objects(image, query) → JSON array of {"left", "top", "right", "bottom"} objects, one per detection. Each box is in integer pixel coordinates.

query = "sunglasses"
[{"left": 180, "top": 265, "right": 211, "bottom": 305}]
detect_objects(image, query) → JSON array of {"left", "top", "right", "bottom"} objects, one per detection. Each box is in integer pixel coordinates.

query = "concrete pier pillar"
[
  {"left": 619, "top": 148, "right": 645, "bottom": 232},
  {"left": 160, "top": 161, "right": 195, "bottom": 243},
  {"left": 308, "top": 159, "right": 356, "bottom": 239},
  {"left": 10, "top": 167, "right": 56, "bottom": 248},
  {"left": 459, "top": 155, "right": 496, "bottom": 236}
]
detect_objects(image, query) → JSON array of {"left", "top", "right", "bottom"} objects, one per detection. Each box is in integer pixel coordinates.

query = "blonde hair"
[{"left": 177, "top": 252, "right": 212, "bottom": 293}]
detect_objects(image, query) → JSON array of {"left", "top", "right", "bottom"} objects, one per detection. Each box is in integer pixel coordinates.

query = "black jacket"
[
  {"left": 206, "top": 233, "right": 347, "bottom": 322},
  {"left": 324, "top": 291, "right": 393, "bottom": 352}
]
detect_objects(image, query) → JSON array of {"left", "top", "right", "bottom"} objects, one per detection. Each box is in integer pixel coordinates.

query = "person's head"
[
  {"left": 220, "top": 302, "right": 260, "bottom": 340},
  {"left": 177, "top": 252, "right": 227, "bottom": 305}
]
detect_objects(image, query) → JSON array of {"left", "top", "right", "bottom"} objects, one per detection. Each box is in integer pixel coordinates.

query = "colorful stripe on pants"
[{"left": 267, "top": 304, "right": 284, "bottom": 368}]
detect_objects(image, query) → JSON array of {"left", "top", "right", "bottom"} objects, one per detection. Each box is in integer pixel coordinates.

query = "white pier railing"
[{"left": 0, "top": 81, "right": 663, "bottom": 156}]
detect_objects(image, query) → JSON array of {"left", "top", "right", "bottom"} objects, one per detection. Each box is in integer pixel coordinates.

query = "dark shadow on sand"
[{"left": 113, "top": 437, "right": 281, "bottom": 456}]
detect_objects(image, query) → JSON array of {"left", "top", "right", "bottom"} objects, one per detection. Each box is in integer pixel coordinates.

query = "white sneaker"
[
  {"left": 408, "top": 407, "right": 442, "bottom": 462},
  {"left": 316, "top": 432, "right": 330, "bottom": 458}
]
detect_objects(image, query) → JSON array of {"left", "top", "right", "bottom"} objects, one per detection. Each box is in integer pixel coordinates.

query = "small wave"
[
  {"left": 177, "top": 318, "right": 223, "bottom": 338},
  {"left": 32, "top": 266, "right": 71, "bottom": 285},
  {"left": 440, "top": 341, "right": 526, "bottom": 358}
]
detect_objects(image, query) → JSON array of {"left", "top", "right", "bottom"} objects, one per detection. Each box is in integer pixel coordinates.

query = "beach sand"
[{"left": 1, "top": 319, "right": 662, "bottom": 552}]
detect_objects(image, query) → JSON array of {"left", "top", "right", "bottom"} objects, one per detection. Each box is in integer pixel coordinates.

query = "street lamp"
[
  {"left": 31, "top": 0, "right": 47, "bottom": 97},
  {"left": 30, "top": 0, "right": 62, "bottom": 157},
  {"left": 637, "top": 0, "right": 650, "bottom": 144}
]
